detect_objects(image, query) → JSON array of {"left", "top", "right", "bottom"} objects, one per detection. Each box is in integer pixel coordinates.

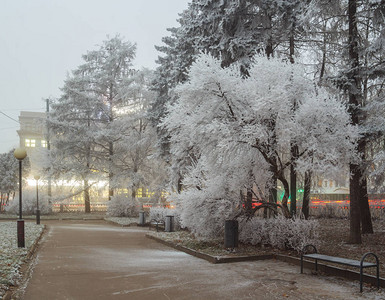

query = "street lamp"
[
  {"left": 14, "top": 148, "right": 27, "bottom": 248},
  {"left": 34, "top": 175, "right": 40, "bottom": 225}
]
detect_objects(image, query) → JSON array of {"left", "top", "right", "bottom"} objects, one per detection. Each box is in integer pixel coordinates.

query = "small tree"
[{"left": 0, "top": 150, "right": 30, "bottom": 212}]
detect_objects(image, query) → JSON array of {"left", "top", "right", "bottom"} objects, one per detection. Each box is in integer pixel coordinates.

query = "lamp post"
[
  {"left": 34, "top": 175, "right": 40, "bottom": 225},
  {"left": 14, "top": 148, "right": 27, "bottom": 248}
]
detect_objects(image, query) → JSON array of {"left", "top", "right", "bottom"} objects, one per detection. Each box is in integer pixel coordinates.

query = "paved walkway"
[{"left": 20, "top": 220, "right": 381, "bottom": 299}]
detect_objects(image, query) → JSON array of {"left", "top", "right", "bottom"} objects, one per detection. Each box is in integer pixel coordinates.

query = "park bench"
[
  {"left": 300, "top": 244, "right": 380, "bottom": 292},
  {"left": 149, "top": 219, "right": 165, "bottom": 232}
]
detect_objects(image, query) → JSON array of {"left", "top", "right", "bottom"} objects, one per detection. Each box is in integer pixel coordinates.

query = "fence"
[{"left": 52, "top": 203, "right": 107, "bottom": 212}]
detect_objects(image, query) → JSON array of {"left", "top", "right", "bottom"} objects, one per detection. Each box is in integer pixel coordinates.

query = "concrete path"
[{"left": 20, "top": 220, "right": 381, "bottom": 300}]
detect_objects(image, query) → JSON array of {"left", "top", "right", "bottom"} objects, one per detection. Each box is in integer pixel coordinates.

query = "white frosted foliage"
[{"left": 162, "top": 53, "right": 358, "bottom": 238}]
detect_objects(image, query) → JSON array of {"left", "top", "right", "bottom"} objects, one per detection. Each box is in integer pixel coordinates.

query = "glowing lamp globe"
[{"left": 14, "top": 148, "right": 27, "bottom": 161}]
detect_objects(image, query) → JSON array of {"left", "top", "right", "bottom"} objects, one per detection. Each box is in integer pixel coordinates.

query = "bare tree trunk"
[
  {"left": 302, "top": 170, "right": 311, "bottom": 219},
  {"left": 359, "top": 140, "right": 373, "bottom": 234},
  {"left": 290, "top": 145, "right": 298, "bottom": 216},
  {"left": 84, "top": 179, "right": 91, "bottom": 213},
  {"left": 360, "top": 177, "right": 373, "bottom": 234},
  {"left": 0, "top": 192, "right": 3, "bottom": 213},
  {"left": 267, "top": 178, "right": 277, "bottom": 218},
  {"left": 265, "top": 14, "right": 273, "bottom": 58},
  {"left": 349, "top": 163, "right": 362, "bottom": 243},
  {"left": 359, "top": 12, "right": 373, "bottom": 235},
  {"left": 177, "top": 176, "right": 183, "bottom": 194},
  {"left": 277, "top": 173, "right": 291, "bottom": 218},
  {"left": 289, "top": 29, "right": 298, "bottom": 216},
  {"left": 265, "top": 14, "right": 275, "bottom": 219},
  {"left": 348, "top": 0, "right": 363, "bottom": 244},
  {"left": 109, "top": 141, "right": 114, "bottom": 200},
  {"left": 319, "top": 21, "right": 327, "bottom": 80},
  {"left": 268, "top": 116, "right": 277, "bottom": 218},
  {"left": 246, "top": 188, "right": 253, "bottom": 216}
]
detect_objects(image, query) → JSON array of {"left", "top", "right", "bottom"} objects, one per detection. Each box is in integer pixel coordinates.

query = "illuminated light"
[
  {"left": 25, "top": 139, "right": 36, "bottom": 148},
  {"left": 27, "top": 179, "right": 108, "bottom": 188}
]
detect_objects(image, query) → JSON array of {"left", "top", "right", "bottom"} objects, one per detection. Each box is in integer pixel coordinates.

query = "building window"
[
  {"left": 136, "top": 188, "right": 143, "bottom": 198},
  {"left": 25, "top": 139, "right": 36, "bottom": 147},
  {"left": 41, "top": 140, "right": 47, "bottom": 148}
]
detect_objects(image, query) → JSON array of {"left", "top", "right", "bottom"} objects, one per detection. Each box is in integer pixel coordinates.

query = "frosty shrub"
[
  {"left": 107, "top": 195, "right": 139, "bottom": 217},
  {"left": 149, "top": 207, "right": 181, "bottom": 230},
  {"left": 6, "top": 191, "right": 52, "bottom": 215},
  {"left": 239, "top": 216, "right": 319, "bottom": 253},
  {"left": 175, "top": 189, "right": 237, "bottom": 239}
]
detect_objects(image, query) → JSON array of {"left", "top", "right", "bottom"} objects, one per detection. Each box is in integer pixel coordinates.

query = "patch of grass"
[
  {"left": 0, "top": 212, "right": 106, "bottom": 220},
  {"left": 147, "top": 231, "right": 270, "bottom": 257},
  {"left": 0, "top": 222, "right": 44, "bottom": 298}
]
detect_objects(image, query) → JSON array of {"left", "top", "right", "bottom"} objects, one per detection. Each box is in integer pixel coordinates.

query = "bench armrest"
[{"left": 301, "top": 244, "right": 318, "bottom": 255}]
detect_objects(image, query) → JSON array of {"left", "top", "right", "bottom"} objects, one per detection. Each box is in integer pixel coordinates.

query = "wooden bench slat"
[{"left": 303, "top": 253, "right": 377, "bottom": 268}]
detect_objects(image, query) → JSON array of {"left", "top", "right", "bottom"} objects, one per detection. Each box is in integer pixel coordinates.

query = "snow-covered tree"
[
  {"left": 152, "top": 0, "right": 317, "bottom": 200},
  {"left": 76, "top": 35, "right": 137, "bottom": 199},
  {"left": 302, "top": 0, "right": 385, "bottom": 240},
  {"left": 111, "top": 69, "right": 167, "bottom": 201},
  {"left": 49, "top": 35, "right": 138, "bottom": 212},
  {"left": 0, "top": 150, "right": 30, "bottom": 212},
  {"left": 162, "top": 54, "right": 358, "bottom": 237},
  {"left": 49, "top": 72, "right": 103, "bottom": 213}
]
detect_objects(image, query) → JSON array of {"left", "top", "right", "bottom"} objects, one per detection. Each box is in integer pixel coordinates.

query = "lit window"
[
  {"left": 25, "top": 139, "right": 36, "bottom": 147},
  {"left": 136, "top": 188, "right": 142, "bottom": 198},
  {"left": 41, "top": 140, "right": 47, "bottom": 148}
]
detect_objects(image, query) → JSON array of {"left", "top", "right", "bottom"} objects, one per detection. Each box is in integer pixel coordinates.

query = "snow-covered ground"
[
  {"left": 0, "top": 212, "right": 106, "bottom": 220},
  {"left": 0, "top": 221, "right": 44, "bottom": 298},
  {"left": 104, "top": 216, "right": 138, "bottom": 226}
]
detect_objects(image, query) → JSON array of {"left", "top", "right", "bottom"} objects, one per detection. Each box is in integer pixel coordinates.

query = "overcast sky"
[{"left": 0, "top": 0, "right": 190, "bottom": 154}]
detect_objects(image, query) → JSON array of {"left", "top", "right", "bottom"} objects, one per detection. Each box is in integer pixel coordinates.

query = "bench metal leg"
[
  {"left": 360, "top": 267, "right": 363, "bottom": 293},
  {"left": 377, "top": 264, "right": 380, "bottom": 290},
  {"left": 315, "top": 259, "right": 318, "bottom": 272},
  {"left": 301, "top": 255, "right": 303, "bottom": 274}
]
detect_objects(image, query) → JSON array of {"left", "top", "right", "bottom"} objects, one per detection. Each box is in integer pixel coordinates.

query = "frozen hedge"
[
  {"left": 5, "top": 192, "right": 52, "bottom": 215},
  {"left": 107, "top": 195, "right": 139, "bottom": 217},
  {"left": 239, "top": 215, "right": 319, "bottom": 253}
]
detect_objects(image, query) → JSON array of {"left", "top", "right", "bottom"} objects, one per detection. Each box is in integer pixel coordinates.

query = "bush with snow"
[
  {"left": 177, "top": 194, "right": 237, "bottom": 239},
  {"left": 239, "top": 216, "right": 319, "bottom": 253},
  {"left": 5, "top": 191, "right": 52, "bottom": 215},
  {"left": 107, "top": 195, "right": 139, "bottom": 217}
]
